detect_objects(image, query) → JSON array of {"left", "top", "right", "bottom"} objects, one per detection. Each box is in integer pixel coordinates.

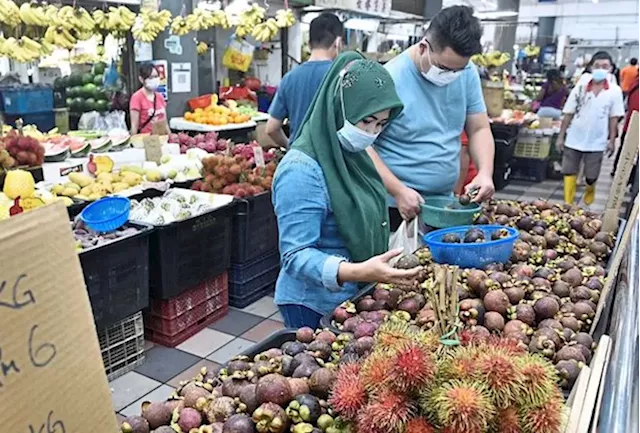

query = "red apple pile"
[{"left": 2, "top": 131, "right": 45, "bottom": 167}]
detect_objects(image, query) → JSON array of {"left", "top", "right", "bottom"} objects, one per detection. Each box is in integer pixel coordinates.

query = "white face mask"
[
  {"left": 591, "top": 68, "right": 608, "bottom": 82},
  {"left": 336, "top": 71, "right": 379, "bottom": 152},
  {"left": 145, "top": 77, "right": 160, "bottom": 91},
  {"left": 421, "top": 44, "right": 463, "bottom": 87}
]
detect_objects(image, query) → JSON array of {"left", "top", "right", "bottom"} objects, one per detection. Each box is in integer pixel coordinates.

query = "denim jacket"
[{"left": 272, "top": 149, "right": 359, "bottom": 315}]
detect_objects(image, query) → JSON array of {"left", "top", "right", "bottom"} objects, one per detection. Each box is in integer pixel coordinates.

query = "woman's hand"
[
  {"left": 394, "top": 186, "right": 424, "bottom": 220},
  {"left": 349, "top": 248, "right": 422, "bottom": 285}
]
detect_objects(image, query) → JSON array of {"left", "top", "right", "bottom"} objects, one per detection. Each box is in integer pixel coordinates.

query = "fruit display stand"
[
  {"left": 40, "top": 148, "right": 146, "bottom": 182},
  {"left": 169, "top": 117, "right": 258, "bottom": 142}
]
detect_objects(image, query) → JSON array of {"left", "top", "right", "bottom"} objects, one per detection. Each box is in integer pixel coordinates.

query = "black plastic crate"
[
  {"left": 79, "top": 223, "right": 153, "bottom": 330},
  {"left": 318, "top": 284, "right": 375, "bottom": 333},
  {"left": 229, "top": 282, "right": 275, "bottom": 309},
  {"left": 494, "top": 137, "right": 518, "bottom": 167},
  {"left": 231, "top": 192, "right": 279, "bottom": 263},
  {"left": 130, "top": 189, "right": 236, "bottom": 299},
  {"left": 493, "top": 162, "right": 512, "bottom": 191},
  {"left": 238, "top": 329, "right": 296, "bottom": 359},
  {"left": 230, "top": 250, "right": 280, "bottom": 283},
  {"left": 491, "top": 122, "right": 521, "bottom": 141},
  {"left": 510, "top": 157, "right": 548, "bottom": 182}
]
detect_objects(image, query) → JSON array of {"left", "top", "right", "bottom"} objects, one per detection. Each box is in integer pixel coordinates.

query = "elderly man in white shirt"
[{"left": 557, "top": 51, "right": 625, "bottom": 205}]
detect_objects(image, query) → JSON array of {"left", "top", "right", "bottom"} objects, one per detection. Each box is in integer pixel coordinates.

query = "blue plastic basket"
[
  {"left": 80, "top": 197, "right": 131, "bottom": 232},
  {"left": 423, "top": 225, "right": 519, "bottom": 269}
]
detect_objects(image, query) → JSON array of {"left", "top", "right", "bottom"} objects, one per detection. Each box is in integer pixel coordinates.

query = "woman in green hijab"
[{"left": 272, "top": 51, "right": 422, "bottom": 328}]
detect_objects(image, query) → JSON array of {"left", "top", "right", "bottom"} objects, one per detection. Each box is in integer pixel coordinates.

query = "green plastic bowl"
[{"left": 420, "top": 197, "right": 480, "bottom": 228}]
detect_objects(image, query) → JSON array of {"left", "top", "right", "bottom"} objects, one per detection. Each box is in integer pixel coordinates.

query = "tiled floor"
[
  {"left": 110, "top": 297, "right": 285, "bottom": 419},
  {"left": 110, "top": 155, "right": 634, "bottom": 419}
]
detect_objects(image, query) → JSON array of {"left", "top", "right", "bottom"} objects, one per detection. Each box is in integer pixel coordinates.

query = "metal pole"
[{"left": 281, "top": 27, "right": 289, "bottom": 78}]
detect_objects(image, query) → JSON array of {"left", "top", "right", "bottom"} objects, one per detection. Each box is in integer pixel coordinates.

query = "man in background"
[
  {"left": 369, "top": 6, "right": 495, "bottom": 229},
  {"left": 620, "top": 58, "right": 639, "bottom": 96},
  {"left": 266, "top": 13, "right": 343, "bottom": 147}
]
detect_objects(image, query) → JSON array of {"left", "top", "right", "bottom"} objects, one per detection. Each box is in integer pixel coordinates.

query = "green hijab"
[{"left": 292, "top": 51, "right": 404, "bottom": 263}]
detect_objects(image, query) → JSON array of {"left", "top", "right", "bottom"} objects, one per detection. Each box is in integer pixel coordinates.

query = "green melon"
[
  {"left": 82, "top": 83, "right": 97, "bottom": 98},
  {"left": 92, "top": 62, "right": 107, "bottom": 75},
  {"left": 83, "top": 97, "right": 96, "bottom": 112},
  {"left": 71, "top": 86, "right": 83, "bottom": 98},
  {"left": 109, "top": 135, "right": 130, "bottom": 151},
  {"left": 53, "top": 77, "right": 66, "bottom": 91},
  {"left": 71, "top": 97, "right": 84, "bottom": 112},
  {"left": 68, "top": 72, "right": 84, "bottom": 87},
  {"left": 94, "top": 87, "right": 108, "bottom": 100},
  {"left": 93, "top": 74, "right": 104, "bottom": 86},
  {"left": 66, "top": 87, "right": 76, "bottom": 98},
  {"left": 81, "top": 73, "right": 94, "bottom": 85},
  {"left": 95, "top": 99, "right": 109, "bottom": 112},
  {"left": 65, "top": 97, "right": 74, "bottom": 107}
]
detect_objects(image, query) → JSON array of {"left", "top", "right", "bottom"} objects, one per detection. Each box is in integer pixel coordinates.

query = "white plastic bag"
[{"left": 388, "top": 218, "right": 420, "bottom": 266}]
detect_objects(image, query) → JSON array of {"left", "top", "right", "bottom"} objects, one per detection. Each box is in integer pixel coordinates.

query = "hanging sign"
[{"left": 0, "top": 202, "right": 119, "bottom": 433}]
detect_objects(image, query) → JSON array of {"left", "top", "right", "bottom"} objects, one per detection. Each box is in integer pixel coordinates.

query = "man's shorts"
[{"left": 562, "top": 147, "right": 604, "bottom": 180}]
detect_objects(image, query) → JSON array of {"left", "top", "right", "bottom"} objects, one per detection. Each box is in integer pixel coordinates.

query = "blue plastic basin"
[{"left": 80, "top": 197, "right": 130, "bottom": 232}]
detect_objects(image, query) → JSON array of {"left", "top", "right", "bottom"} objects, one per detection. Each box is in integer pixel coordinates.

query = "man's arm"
[
  {"left": 266, "top": 117, "right": 289, "bottom": 148},
  {"left": 454, "top": 145, "right": 471, "bottom": 195},
  {"left": 464, "top": 112, "right": 495, "bottom": 201}
]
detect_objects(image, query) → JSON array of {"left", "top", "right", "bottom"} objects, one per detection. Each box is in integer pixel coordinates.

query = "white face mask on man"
[{"left": 420, "top": 42, "right": 463, "bottom": 87}]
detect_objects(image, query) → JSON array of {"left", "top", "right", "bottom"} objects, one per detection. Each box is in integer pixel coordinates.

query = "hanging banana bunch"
[
  {"left": 186, "top": 8, "right": 217, "bottom": 31},
  {"left": 236, "top": 4, "right": 266, "bottom": 38},
  {"left": 103, "top": 6, "right": 136, "bottom": 37},
  {"left": 132, "top": 9, "right": 172, "bottom": 42},
  {"left": 56, "top": 5, "right": 95, "bottom": 33},
  {"left": 170, "top": 16, "right": 192, "bottom": 36},
  {"left": 197, "top": 41, "right": 209, "bottom": 55},
  {"left": 19, "top": 2, "right": 50, "bottom": 27},
  {"left": 44, "top": 25, "right": 77, "bottom": 50},
  {"left": 8, "top": 36, "right": 44, "bottom": 63},
  {"left": 0, "top": 0, "right": 21, "bottom": 28},
  {"left": 524, "top": 44, "right": 540, "bottom": 58},
  {"left": 212, "top": 10, "right": 231, "bottom": 29},
  {"left": 251, "top": 18, "right": 279, "bottom": 42},
  {"left": 275, "top": 9, "right": 295, "bottom": 28}
]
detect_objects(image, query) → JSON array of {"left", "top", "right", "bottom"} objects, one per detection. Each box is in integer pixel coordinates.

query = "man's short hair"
[
  {"left": 630, "top": 58, "right": 638, "bottom": 66},
  {"left": 590, "top": 51, "right": 613, "bottom": 65},
  {"left": 426, "top": 6, "right": 483, "bottom": 57},
  {"left": 309, "top": 13, "right": 343, "bottom": 50}
]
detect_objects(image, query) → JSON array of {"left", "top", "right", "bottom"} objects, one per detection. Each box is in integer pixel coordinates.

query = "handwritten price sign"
[{"left": 0, "top": 203, "right": 118, "bottom": 433}]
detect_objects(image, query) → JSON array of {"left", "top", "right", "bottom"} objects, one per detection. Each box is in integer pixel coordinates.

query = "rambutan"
[
  {"left": 404, "top": 417, "right": 436, "bottom": 433},
  {"left": 390, "top": 342, "right": 437, "bottom": 392},
  {"left": 495, "top": 406, "right": 522, "bottom": 433},
  {"left": 516, "top": 354, "right": 559, "bottom": 407},
  {"left": 519, "top": 391, "right": 565, "bottom": 433},
  {"left": 428, "top": 380, "right": 495, "bottom": 433},
  {"left": 357, "top": 390, "right": 415, "bottom": 433},
  {"left": 438, "top": 346, "right": 481, "bottom": 381},
  {"left": 475, "top": 350, "right": 525, "bottom": 408},
  {"left": 375, "top": 321, "right": 438, "bottom": 351},
  {"left": 329, "top": 367, "right": 367, "bottom": 421},
  {"left": 360, "top": 350, "right": 395, "bottom": 390}
]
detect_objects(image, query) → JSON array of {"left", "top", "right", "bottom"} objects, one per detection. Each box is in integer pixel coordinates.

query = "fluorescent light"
[{"left": 474, "top": 10, "right": 518, "bottom": 19}]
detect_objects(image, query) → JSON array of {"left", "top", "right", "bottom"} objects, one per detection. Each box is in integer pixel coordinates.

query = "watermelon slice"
[
  {"left": 89, "top": 137, "right": 112, "bottom": 153},
  {"left": 109, "top": 135, "right": 131, "bottom": 152},
  {"left": 68, "top": 130, "right": 104, "bottom": 140},
  {"left": 43, "top": 141, "right": 70, "bottom": 162},
  {"left": 70, "top": 141, "right": 91, "bottom": 158}
]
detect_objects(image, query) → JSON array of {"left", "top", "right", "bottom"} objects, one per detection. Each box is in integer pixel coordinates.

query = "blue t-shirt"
[
  {"left": 268, "top": 60, "right": 332, "bottom": 140},
  {"left": 374, "top": 53, "right": 486, "bottom": 202}
]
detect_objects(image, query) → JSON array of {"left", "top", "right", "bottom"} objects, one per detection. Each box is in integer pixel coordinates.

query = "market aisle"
[
  {"left": 110, "top": 295, "right": 283, "bottom": 420},
  {"left": 494, "top": 155, "right": 631, "bottom": 214}
]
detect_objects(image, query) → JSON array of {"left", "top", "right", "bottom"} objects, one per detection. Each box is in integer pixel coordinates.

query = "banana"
[
  {"left": 170, "top": 16, "right": 191, "bottom": 36},
  {"left": 197, "top": 41, "right": 208, "bottom": 55},
  {"left": 275, "top": 9, "right": 295, "bottom": 28},
  {"left": 0, "top": 0, "right": 21, "bottom": 27},
  {"left": 212, "top": 10, "right": 231, "bottom": 29}
]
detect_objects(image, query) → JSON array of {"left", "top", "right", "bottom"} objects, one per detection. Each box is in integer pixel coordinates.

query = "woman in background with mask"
[
  {"left": 272, "top": 52, "right": 422, "bottom": 328},
  {"left": 129, "top": 63, "right": 169, "bottom": 135}
]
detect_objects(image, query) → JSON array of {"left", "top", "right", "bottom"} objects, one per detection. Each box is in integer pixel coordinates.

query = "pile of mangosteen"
[
  {"left": 329, "top": 199, "right": 615, "bottom": 390},
  {"left": 440, "top": 226, "right": 511, "bottom": 244},
  {"left": 120, "top": 328, "right": 370, "bottom": 433}
]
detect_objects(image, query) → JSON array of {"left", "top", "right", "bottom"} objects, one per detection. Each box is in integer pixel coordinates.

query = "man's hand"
[
  {"left": 606, "top": 138, "right": 616, "bottom": 157},
  {"left": 394, "top": 185, "right": 424, "bottom": 220},
  {"left": 466, "top": 172, "right": 495, "bottom": 202},
  {"left": 556, "top": 134, "right": 565, "bottom": 152}
]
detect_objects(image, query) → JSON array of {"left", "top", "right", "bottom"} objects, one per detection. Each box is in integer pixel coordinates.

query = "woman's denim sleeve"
[{"left": 273, "top": 159, "right": 345, "bottom": 292}]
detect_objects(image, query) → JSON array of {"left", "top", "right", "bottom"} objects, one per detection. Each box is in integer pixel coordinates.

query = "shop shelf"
[
  {"left": 0, "top": 84, "right": 53, "bottom": 115},
  {"left": 130, "top": 189, "right": 235, "bottom": 299},
  {"left": 231, "top": 192, "right": 279, "bottom": 263},
  {"left": 238, "top": 329, "right": 296, "bottom": 359},
  {"left": 510, "top": 157, "right": 548, "bottom": 182},
  {"left": 79, "top": 222, "right": 152, "bottom": 330},
  {"left": 147, "top": 272, "right": 228, "bottom": 320},
  {"left": 98, "top": 312, "right": 145, "bottom": 381}
]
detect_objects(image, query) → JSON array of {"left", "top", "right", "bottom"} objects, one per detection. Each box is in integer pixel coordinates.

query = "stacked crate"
[
  {"left": 511, "top": 129, "right": 554, "bottom": 182},
  {"left": 99, "top": 312, "right": 145, "bottom": 381}
]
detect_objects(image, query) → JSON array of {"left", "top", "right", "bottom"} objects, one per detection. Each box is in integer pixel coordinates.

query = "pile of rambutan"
[
  {"left": 328, "top": 323, "right": 566, "bottom": 433},
  {"left": 192, "top": 154, "right": 276, "bottom": 198}
]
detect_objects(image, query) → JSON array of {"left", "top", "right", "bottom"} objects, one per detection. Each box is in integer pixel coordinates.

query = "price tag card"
[
  {"left": 253, "top": 145, "right": 265, "bottom": 168},
  {"left": 144, "top": 135, "right": 163, "bottom": 164},
  {"left": 0, "top": 203, "right": 118, "bottom": 433},
  {"left": 59, "top": 164, "right": 83, "bottom": 177}
]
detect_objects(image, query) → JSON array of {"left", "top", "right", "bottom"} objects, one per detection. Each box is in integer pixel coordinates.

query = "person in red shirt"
[
  {"left": 612, "top": 76, "right": 639, "bottom": 177},
  {"left": 454, "top": 131, "right": 478, "bottom": 195},
  {"left": 129, "top": 63, "right": 169, "bottom": 135}
]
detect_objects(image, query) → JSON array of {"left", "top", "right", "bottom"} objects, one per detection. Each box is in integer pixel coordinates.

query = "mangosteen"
[
  {"left": 283, "top": 341, "right": 307, "bottom": 357},
  {"left": 575, "top": 343, "right": 593, "bottom": 364},
  {"left": 332, "top": 306, "right": 353, "bottom": 324},
  {"left": 309, "top": 368, "right": 336, "bottom": 399},
  {"left": 561, "top": 268, "right": 583, "bottom": 287},
  {"left": 585, "top": 277, "right": 604, "bottom": 291},
  {"left": 291, "top": 353, "right": 316, "bottom": 373},
  {"left": 315, "top": 330, "right": 337, "bottom": 344},
  {"left": 555, "top": 345, "right": 587, "bottom": 364},
  {"left": 342, "top": 316, "right": 363, "bottom": 333},
  {"left": 561, "top": 327, "right": 576, "bottom": 342},
  {"left": 395, "top": 254, "right": 420, "bottom": 269},
  {"left": 467, "top": 325, "right": 491, "bottom": 338},
  {"left": 442, "top": 233, "right": 462, "bottom": 243},
  {"left": 286, "top": 394, "right": 322, "bottom": 424},
  {"left": 141, "top": 401, "right": 172, "bottom": 430},
  {"left": 544, "top": 231, "right": 561, "bottom": 248},
  {"left": 466, "top": 269, "right": 488, "bottom": 294},
  {"left": 589, "top": 241, "right": 610, "bottom": 258},
  {"left": 495, "top": 214, "right": 511, "bottom": 225},
  {"left": 177, "top": 408, "right": 203, "bottom": 432},
  {"left": 503, "top": 319, "right": 527, "bottom": 336},
  {"left": 474, "top": 213, "right": 492, "bottom": 224},
  {"left": 495, "top": 203, "right": 511, "bottom": 215},
  {"left": 556, "top": 359, "right": 582, "bottom": 389},
  {"left": 571, "top": 233, "right": 587, "bottom": 248},
  {"left": 534, "top": 297, "right": 560, "bottom": 321},
  {"left": 483, "top": 290, "right": 511, "bottom": 315},
  {"left": 293, "top": 362, "right": 321, "bottom": 379},
  {"left": 356, "top": 296, "right": 376, "bottom": 312},
  {"left": 560, "top": 316, "right": 581, "bottom": 332},
  {"left": 183, "top": 384, "right": 211, "bottom": 408},
  {"left": 121, "top": 416, "right": 150, "bottom": 433},
  {"left": 519, "top": 230, "right": 534, "bottom": 243},
  {"left": 532, "top": 199, "right": 552, "bottom": 211},
  {"left": 517, "top": 215, "right": 535, "bottom": 231},
  {"left": 569, "top": 217, "right": 585, "bottom": 232},
  {"left": 222, "top": 378, "right": 250, "bottom": 399},
  {"left": 533, "top": 267, "right": 555, "bottom": 280},
  {"left": 296, "top": 327, "right": 316, "bottom": 344},
  {"left": 372, "top": 288, "right": 391, "bottom": 304},
  {"left": 510, "top": 263, "right": 534, "bottom": 279},
  {"left": 513, "top": 304, "right": 536, "bottom": 326},
  {"left": 569, "top": 286, "right": 593, "bottom": 303},
  {"left": 252, "top": 402, "right": 288, "bottom": 433},
  {"left": 491, "top": 228, "right": 511, "bottom": 240},
  {"left": 552, "top": 280, "right": 571, "bottom": 298},
  {"left": 573, "top": 301, "right": 595, "bottom": 321},
  {"left": 397, "top": 298, "right": 421, "bottom": 316},
  {"left": 484, "top": 311, "right": 505, "bottom": 332},
  {"left": 416, "top": 307, "right": 436, "bottom": 328},
  {"left": 594, "top": 231, "right": 614, "bottom": 248},
  {"left": 238, "top": 384, "right": 259, "bottom": 413},
  {"left": 504, "top": 286, "right": 525, "bottom": 304},
  {"left": 531, "top": 277, "right": 552, "bottom": 290},
  {"left": 528, "top": 335, "right": 556, "bottom": 358},
  {"left": 256, "top": 374, "right": 293, "bottom": 406},
  {"left": 534, "top": 327, "right": 561, "bottom": 347},
  {"left": 288, "top": 378, "right": 310, "bottom": 396},
  {"left": 538, "top": 318, "right": 563, "bottom": 331},
  {"left": 556, "top": 257, "right": 577, "bottom": 271},
  {"left": 512, "top": 240, "right": 531, "bottom": 262},
  {"left": 354, "top": 321, "right": 378, "bottom": 338},
  {"left": 279, "top": 355, "right": 295, "bottom": 377},
  {"left": 223, "top": 414, "right": 254, "bottom": 433},
  {"left": 581, "top": 224, "right": 597, "bottom": 239},
  {"left": 355, "top": 336, "right": 375, "bottom": 355},
  {"left": 154, "top": 427, "right": 180, "bottom": 433},
  {"left": 464, "top": 228, "right": 486, "bottom": 243},
  {"left": 531, "top": 225, "right": 546, "bottom": 236}
]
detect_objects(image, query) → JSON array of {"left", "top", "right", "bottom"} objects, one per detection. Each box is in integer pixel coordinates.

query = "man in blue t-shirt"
[
  {"left": 369, "top": 6, "right": 496, "bottom": 230},
  {"left": 266, "top": 13, "right": 343, "bottom": 147}
]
